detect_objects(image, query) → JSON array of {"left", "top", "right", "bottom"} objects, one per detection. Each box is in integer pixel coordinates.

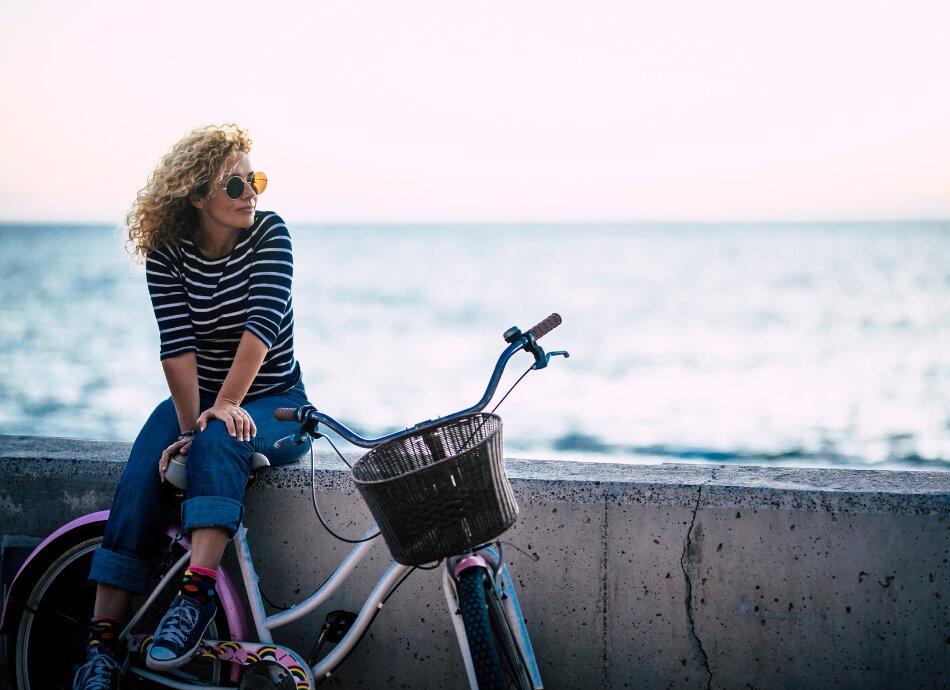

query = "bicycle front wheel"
[
  {"left": 457, "top": 567, "right": 533, "bottom": 690},
  {"left": 14, "top": 528, "right": 232, "bottom": 690}
]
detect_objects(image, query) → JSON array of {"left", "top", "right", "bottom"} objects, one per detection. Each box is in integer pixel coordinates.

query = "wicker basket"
[{"left": 352, "top": 414, "right": 518, "bottom": 566}]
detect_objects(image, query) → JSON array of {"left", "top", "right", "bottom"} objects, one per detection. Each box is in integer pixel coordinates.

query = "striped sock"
[{"left": 179, "top": 566, "right": 217, "bottom": 606}]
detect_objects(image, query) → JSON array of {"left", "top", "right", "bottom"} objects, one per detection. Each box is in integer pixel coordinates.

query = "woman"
[{"left": 73, "top": 124, "right": 309, "bottom": 690}]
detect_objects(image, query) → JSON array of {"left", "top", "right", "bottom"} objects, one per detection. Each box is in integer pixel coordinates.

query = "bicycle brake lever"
[
  {"left": 274, "top": 434, "right": 296, "bottom": 448},
  {"left": 532, "top": 350, "right": 570, "bottom": 370},
  {"left": 275, "top": 431, "right": 311, "bottom": 448}
]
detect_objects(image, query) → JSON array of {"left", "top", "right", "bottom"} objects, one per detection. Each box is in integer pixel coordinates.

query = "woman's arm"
[
  {"left": 161, "top": 352, "right": 201, "bottom": 433},
  {"left": 198, "top": 217, "right": 294, "bottom": 441},
  {"left": 155, "top": 316, "right": 269, "bottom": 480},
  {"left": 157, "top": 352, "right": 200, "bottom": 482},
  {"left": 196, "top": 330, "right": 268, "bottom": 441}
]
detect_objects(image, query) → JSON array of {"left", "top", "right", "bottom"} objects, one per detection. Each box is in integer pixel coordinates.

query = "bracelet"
[{"left": 177, "top": 429, "right": 197, "bottom": 442}]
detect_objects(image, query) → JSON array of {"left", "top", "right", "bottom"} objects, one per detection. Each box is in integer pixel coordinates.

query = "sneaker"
[
  {"left": 145, "top": 594, "right": 216, "bottom": 671},
  {"left": 73, "top": 645, "right": 128, "bottom": 690}
]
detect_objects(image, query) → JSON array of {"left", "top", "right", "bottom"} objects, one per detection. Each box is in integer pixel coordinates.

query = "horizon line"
[{"left": 1, "top": 216, "right": 949, "bottom": 228}]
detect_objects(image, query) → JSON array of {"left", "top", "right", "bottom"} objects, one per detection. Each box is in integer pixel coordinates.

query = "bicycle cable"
[
  {"left": 321, "top": 432, "right": 352, "bottom": 469},
  {"left": 381, "top": 566, "right": 417, "bottom": 606},
  {"left": 260, "top": 586, "right": 291, "bottom": 611},
  {"left": 490, "top": 364, "right": 534, "bottom": 416},
  {"left": 258, "top": 438, "right": 383, "bottom": 611},
  {"left": 304, "top": 566, "right": 424, "bottom": 679},
  {"left": 304, "top": 363, "right": 532, "bottom": 549},
  {"left": 457, "top": 364, "right": 534, "bottom": 453},
  {"left": 304, "top": 365, "right": 530, "bottom": 544},
  {"left": 309, "top": 437, "right": 381, "bottom": 544},
  {"left": 497, "top": 540, "right": 541, "bottom": 562},
  {"left": 311, "top": 560, "right": 443, "bottom": 671}
]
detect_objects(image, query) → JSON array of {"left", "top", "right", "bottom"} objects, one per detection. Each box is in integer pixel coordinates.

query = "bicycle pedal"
[{"left": 322, "top": 609, "right": 358, "bottom": 644}]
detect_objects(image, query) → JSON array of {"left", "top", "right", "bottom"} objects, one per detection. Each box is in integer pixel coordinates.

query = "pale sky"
[{"left": 1, "top": 0, "right": 948, "bottom": 224}]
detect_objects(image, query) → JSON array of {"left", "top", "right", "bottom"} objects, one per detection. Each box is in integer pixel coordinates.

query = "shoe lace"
[
  {"left": 156, "top": 600, "right": 200, "bottom": 647},
  {"left": 74, "top": 652, "right": 120, "bottom": 690}
]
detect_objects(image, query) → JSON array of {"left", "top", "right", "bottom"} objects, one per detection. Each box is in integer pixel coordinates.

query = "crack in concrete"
[{"left": 681, "top": 483, "right": 713, "bottom": 690}]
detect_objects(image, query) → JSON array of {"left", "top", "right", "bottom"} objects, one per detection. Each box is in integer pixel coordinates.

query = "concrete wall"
[{"left": 1, "top": 435, "right": 948, "bottom": 689}]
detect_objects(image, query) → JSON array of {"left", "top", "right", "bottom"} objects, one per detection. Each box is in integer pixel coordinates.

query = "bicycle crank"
[{"left": 239, "top": 659, "right": 299, "bottom": 689}]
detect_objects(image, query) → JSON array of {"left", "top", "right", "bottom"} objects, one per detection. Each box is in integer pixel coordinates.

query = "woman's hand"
[
  {"left": 197, "top": 401, "right": 257, "bottom": 442},
  {"left": 158, "top": 438, "right": 192, "bottom": 482}
]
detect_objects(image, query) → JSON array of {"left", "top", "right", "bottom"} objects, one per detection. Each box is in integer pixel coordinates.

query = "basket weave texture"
[{"left": 352, "top": 414, "right": 518, "bottom": 566}]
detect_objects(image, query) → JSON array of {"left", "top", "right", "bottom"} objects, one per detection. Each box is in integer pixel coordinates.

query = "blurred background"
[{"left": 1, "top": 1, "right": 948, "bottom": 469}]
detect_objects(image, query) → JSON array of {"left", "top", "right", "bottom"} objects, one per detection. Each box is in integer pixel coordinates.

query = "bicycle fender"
[
  {"left": 0, "top": 510, "right": 110, "bottom": 634},
  {"left": 0, "top": 511, "right": 250, "bottom": 645}
]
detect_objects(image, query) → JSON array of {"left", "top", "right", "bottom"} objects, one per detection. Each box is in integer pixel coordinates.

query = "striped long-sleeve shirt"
[{"left": 145, "top": 211, "right": 301, "bottom": 401}]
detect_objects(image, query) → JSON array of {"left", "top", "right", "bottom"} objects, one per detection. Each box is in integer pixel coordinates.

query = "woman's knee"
[
  {"left": 186, "top": 422, "right": 252, "bottom": 502},
  {"left": 188, "top": 420, "right": 252, "bottom": 471}
]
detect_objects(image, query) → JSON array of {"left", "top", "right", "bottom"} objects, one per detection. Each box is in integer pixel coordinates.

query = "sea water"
[{"left": 0, "top": 220, "right": 947, "bottom": 470}]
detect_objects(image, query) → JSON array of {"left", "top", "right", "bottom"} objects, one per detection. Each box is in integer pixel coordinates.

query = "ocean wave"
[{"left": 549, "top": 432, "right": 950, "bottom": 471}]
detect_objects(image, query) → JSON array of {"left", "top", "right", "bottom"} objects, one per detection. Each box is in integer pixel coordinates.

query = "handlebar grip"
[
  {"left": 275, "top": 407, "right": 300, "bottom": 422},
  {"left": 527, "top": 313, "right": 562, "bottom": 340}
]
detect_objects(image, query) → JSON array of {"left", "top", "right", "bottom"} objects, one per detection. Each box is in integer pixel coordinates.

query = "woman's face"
[{"left": 192, "top": 151, "right": 258, "bottom": 231}]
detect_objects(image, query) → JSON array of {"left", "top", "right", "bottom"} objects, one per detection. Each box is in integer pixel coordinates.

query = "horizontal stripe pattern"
[{"left": 146, "top": 211, "right": 300, "bottom": 400}]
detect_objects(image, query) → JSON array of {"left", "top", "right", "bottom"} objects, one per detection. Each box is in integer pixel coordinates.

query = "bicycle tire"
[
  {"left": 457, "top": 568, "right": 532, "bottom": 690},
  {"left": 13, "top": 528, "right": 232, "bottom": 689},
  {"left": 484, "top": 577, "right": 534, "bottom": 690}
]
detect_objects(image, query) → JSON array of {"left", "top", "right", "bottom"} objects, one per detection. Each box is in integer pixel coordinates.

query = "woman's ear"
[{"left": 190, "top": 194, "right": 206, "bottom": 209}]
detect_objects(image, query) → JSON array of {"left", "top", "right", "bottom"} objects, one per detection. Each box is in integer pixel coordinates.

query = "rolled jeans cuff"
[
  {"left": 182, "top": 496, "right": 244, "bottom": 536},
  {"left": 89, "top": 547, "right": 152, "bottom": 594}
]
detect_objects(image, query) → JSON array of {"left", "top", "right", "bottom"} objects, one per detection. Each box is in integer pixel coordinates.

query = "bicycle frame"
[
  {"left": 120, "top": 520, "right": 397, "bottom": 688},
  {"left": 118, "top": 521, "right": 539, "bottom": 689},
  {"left": 236, "top": 522, "right": 406, "bottom": 683}
]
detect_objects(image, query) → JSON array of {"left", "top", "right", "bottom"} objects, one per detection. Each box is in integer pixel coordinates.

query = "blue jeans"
[{"left": 89, "top": 380, "right": 310, "bottom": 593}]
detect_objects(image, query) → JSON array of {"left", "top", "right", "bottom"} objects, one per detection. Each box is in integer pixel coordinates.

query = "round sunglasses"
[{"left": 223, "top": 171, "right": 268, "bottom": 199}]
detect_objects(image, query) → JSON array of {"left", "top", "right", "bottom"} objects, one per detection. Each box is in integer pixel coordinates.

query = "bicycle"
[{"left": 2, "top": 314, "right": 568, "bottom": 690}]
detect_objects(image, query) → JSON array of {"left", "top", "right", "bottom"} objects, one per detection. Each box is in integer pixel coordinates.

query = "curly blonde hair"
[{"left": 125, "top": 124, "right": 253, "bottom": 262}]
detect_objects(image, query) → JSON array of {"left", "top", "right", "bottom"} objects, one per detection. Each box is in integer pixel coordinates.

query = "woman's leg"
[
  {"left": 93, "top": 584, "right": 134, "bottom": 620},
  {"left": 180, "top": 419, "right": 254, "bottom": 537},
  {"left": 183, "top": 381, "right": 310, "bottom": 568},
  {"left": 146, "top": 415, "right": 245, "bottom": 670},
  {"left": 180, "top": 378, "right": 311, "bottom": 539},
  {"left": 90, "top": 397, "right": 180, "bottom": 603},
  {"left": 189, "top": 526, "right": 230, "bottom": 569},
  {"left": 76, "top": 398, "right": 179, "bottom": 689},
  {"left": 146, "top": 381, "right": 312, "bottom": 671}
]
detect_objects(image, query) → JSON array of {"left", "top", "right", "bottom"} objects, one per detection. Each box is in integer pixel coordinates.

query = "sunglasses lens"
[
  {"left": 251, "top": 171, "right": 268, "bottom": 195},
  {"left": 225, "top": 176, "right": 245, "bottom": 199}
]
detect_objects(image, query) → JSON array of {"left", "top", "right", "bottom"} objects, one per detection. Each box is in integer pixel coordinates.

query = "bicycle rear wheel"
[
  {"left": 457, "top": 567, "right": 533, "bottom": 690},
  {"left": 13, "top": 527, "right": 232, "bottom": 689}
]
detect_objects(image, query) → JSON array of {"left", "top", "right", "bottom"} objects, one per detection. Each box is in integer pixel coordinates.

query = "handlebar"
[
  {"left": 275, "top": 407, "right": 301, "bottom": 422},
  {"left": 527, "top": 313, "right": 562, "bottom": 340},
  {"left": 274, "top": 314, "right": 568, "bottom": 448}
]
